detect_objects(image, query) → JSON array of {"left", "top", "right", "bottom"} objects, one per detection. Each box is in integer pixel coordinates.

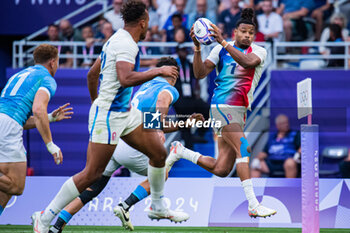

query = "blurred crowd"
[
  {"left": 43, "top": 0, "right": 350, "bottom": 177},
  {"left": 43, "top": 0, "right": 350, "bottom": 149},
  {"left": 45, "top": 0, "right": 350, "bottom": 69}
]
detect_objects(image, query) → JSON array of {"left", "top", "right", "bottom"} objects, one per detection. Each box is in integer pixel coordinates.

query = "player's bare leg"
[
  {"left": 121, "top": 125, "right": 189, "bottom": 222},
  {"left": 0, "top": 162, "right": 26, "bottom": 215},
  {"left": 37, "top": 142, "right": 116, "bottom": 231},
  {"left": 49, "top": 146, "right": 176, "bottom": 232},
  {"left": 0, "top": 162, "right": 26, "bottom": 196},
  {"left": 73, "top": 142, "right": 115, "bottom": 191},
  {"left": 50, "top": 174, "right": 112, "bottom": 233},
  {"left": 168, "top": 123, "right": 276, "bottom": 218}
]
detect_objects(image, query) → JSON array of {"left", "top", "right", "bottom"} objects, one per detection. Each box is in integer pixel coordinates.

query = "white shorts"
[
  {"left": 103, "top": 139, "right": 149, "bottom": 176},
  {"left": 88, "top": 103, "right": 142, "bottom": 145},
  {"left": 0, "top": 113, "right": 26, "bottom": 163},
  {"left": 209, "top": 104, "right": 247, "bottom": 136}
]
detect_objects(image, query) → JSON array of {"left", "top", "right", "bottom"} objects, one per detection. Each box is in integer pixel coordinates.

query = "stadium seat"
[{"left": 319, "top": 146, "right": 348, "bottom": 178}]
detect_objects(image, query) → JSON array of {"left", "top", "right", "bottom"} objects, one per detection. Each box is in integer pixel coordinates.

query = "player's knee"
[
  {"left": 84, "top": 169, "right": 103, "bottom": 184},
  {"left": 284, "top": 158, "right": 296, "bottom": 170},
  {"left": 214, "top": 167, "right": 231, "bottom": 177},
  {"left": 9, "top": 183, "right": 25, "bottom": 195},
  {"left": 151, "top": 151, "right": 167, "bottom": 165}
]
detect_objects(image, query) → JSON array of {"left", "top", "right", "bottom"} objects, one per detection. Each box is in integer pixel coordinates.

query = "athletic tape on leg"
[
  {"left": 236, "top": 137, "right": 250, "bottom": 164},
  {"left": 79, "top": 175, "right": 110, "bottom": 205}
]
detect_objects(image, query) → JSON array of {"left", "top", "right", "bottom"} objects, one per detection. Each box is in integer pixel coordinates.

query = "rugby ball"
[{"left": 194, "top": 18, "right": 215, "bottom": 45}]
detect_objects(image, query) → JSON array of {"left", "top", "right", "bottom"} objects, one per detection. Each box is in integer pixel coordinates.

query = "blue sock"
[
  {"left": 121, "top": 185, "right": 149, "bottom": 210},
  {"left": 58, "top": 210, "right": 72, "bottom": 224},
  {"left": 132, "top": 185, "right": 148, "bottom": 201},
  {"left": 0, "top": 205, "right": 3, "bottom": 216}
]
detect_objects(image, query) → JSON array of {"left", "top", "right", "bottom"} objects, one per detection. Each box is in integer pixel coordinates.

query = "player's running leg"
[
  {"left": 49, "top": 175, "right": 111, "bottom": 233},
  {"left": 34, "top": 142, "right": 116, "bottom": 233},
  {"left": 121, "top": 125, "right": 189, "bottom": 222},
  {"left": 115, "top": 154, "right": 182, "bottom": 230},
  {"left": 221, "top": 124, "right": 276, "bottom": 218},
  {"left": 0, "top": 161, "right": 27, "bottom": 215},
  {"left": 168, "top": 123, "right": 276, "bottom": 218}
]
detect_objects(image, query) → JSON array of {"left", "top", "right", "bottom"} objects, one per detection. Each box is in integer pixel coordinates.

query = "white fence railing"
[
  {"left": 13, "top": 41, "right": 350, "bottom": 69},
  {"left": 273, "top": 41, "right": 350, "bottom": 70}
]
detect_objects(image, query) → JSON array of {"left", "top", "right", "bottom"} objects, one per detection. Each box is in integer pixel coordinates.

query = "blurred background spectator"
[
  {"left": 187, "top": 0, "right": 217, "bottom": 29},
  {"left": 59, "top": 19, "right": 83, "bottom": 42},
  {"left": 240, "top": 0, "right": 255, "bottom": 9},
  {"left": 94, "top": 17, "right": 109, "bottom": 40},
  {"left": 185, "top": 0, "right": 217, "bottom": 18},
  {"left": 77, "top": 25, "right": 102, "bottom": 68},
  {"left": 142, "top": 0, "right": 160, "bottom": 41},
  {"left": 277, "top": 0, "right": 315, "bottom": 41},
  {"left": 257, "top": 0, "right": 283, "bottom": 42},
  {"left": 218, "top": 0, "right": 242, "bottom": 39},
  {"left": 162, "top": 13, "right": 190, "bottom": 42},
  {"left": 58, "top": 19, "right": 83, "bottom": 68},
  {"left": 311, "top": 0, "right": 334, "bottom": 41},
  {"left": 218, "top": 0, "right": 232, "bottom": 14},
  {"left": 46, "top": 24, "right": 73, "bottom": 68},
  {"left": 100, "top": 21, "right": 115, "bottom": 43},
  {"left": 154, "top": 0, "right": 175, "bottom": 29},
  {"left": 327, "top": 23, "right": 345, "bottom": 67},
  {"left": 163, "top": 0, "right": 189, "bottom": 33},
  {"left": 104, "top": 0, "right": 124, "bottom": 31},
  {"left": 253, "top": 16, "right": 265, "bottom": 42},
  {"left": 139, "top": 29, "right": 159, "bottom": 67},
  {"left": 319, "top": 12, "right": 349, "bottom": 55},
  {"left": 251, "top": 114, "right": 301, "bottom": 178},
  {"left": 47, "top": 24, "right": 60, "bottom": 42}
]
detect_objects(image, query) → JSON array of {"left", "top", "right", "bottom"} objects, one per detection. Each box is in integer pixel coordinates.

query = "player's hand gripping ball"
[{"left": 193, "top": 18, "right": 215, "bottom": 45}]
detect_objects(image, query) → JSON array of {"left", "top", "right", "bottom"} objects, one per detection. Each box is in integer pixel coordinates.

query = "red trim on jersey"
[{"left": 228, "top": 46, "right": 255, "bottom": 107}]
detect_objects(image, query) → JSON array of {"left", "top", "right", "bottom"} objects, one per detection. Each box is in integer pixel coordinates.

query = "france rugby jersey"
[
  {"left": 94, "top": 29, "right": 140, "bottom": 112},
  {"left": 207, "top": 41, "right": 267, "bottom": 110},
  {"left": 131, "top": 77, "right": 179, "bottom": 111},
  {"left": 0, "top": 65, "right": 57, "bottom": 126}
]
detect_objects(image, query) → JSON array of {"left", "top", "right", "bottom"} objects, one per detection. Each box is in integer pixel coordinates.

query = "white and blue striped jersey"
[
  {"left": 0, "top": 65, "right": 57, "bottom": 126},
  {"left": 94, "top": 28, "right": 140, "bottom": 112},
  {"left": 131, "top": 77, "right": 179, "bottom": 112}
]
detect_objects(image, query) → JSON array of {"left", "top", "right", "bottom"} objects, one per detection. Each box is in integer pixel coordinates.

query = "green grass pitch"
[{"left": 1, "top": 226, "right": 350, "bottom": 233}]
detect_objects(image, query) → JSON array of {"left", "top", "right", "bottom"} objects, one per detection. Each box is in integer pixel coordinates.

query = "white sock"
[
  {"left": 148, "top": 164, "right": 166, "bottom": 211},
  {"left": 181, "top": 147, "right": 201, "bottom": 164},
  {"left": 241, "top": 179, "right": 259, "bottom": 209},
  {"left": 41, "top": 177, "right": 80, "bottom": 225}
]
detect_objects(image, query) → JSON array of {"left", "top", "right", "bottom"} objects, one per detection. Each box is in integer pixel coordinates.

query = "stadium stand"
[{"left": 2, "top": 0, "right": 350, "bottom": 179}]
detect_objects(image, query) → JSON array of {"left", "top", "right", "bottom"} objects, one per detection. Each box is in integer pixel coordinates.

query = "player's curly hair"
[
  {"left": 33, "top": 44, "right": 58, "bottom": 64},
  {"left": 156, "top": 57, "right": 180, "bottom": 72},
  {"left": 236, "top": 8, "right": 256, "bottom": 28},
  {"left": 121, "top": 0, "right": 147, "bottom": 25}
]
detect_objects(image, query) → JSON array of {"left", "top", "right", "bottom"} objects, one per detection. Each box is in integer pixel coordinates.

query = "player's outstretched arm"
[
  {"left": 116, "top": 61, "right": 178, "bottom": 87},
  {"left": 32, "top": 90, "right": 63, "bottom": 165},
  {"left": 190, "top": 25, "right": 216, "bottom": 79},
  {"left": 87, "top": 58, "right": 101, "bottom": 103},
  {"left": 48, "top": 103, "right": 74, "bottom": 122},
  {"left": 23, "top": 103, "right": 73, "bottom": 130},
  {"left": 209, "top": 23, "right": 262, "bottom": 69}
]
